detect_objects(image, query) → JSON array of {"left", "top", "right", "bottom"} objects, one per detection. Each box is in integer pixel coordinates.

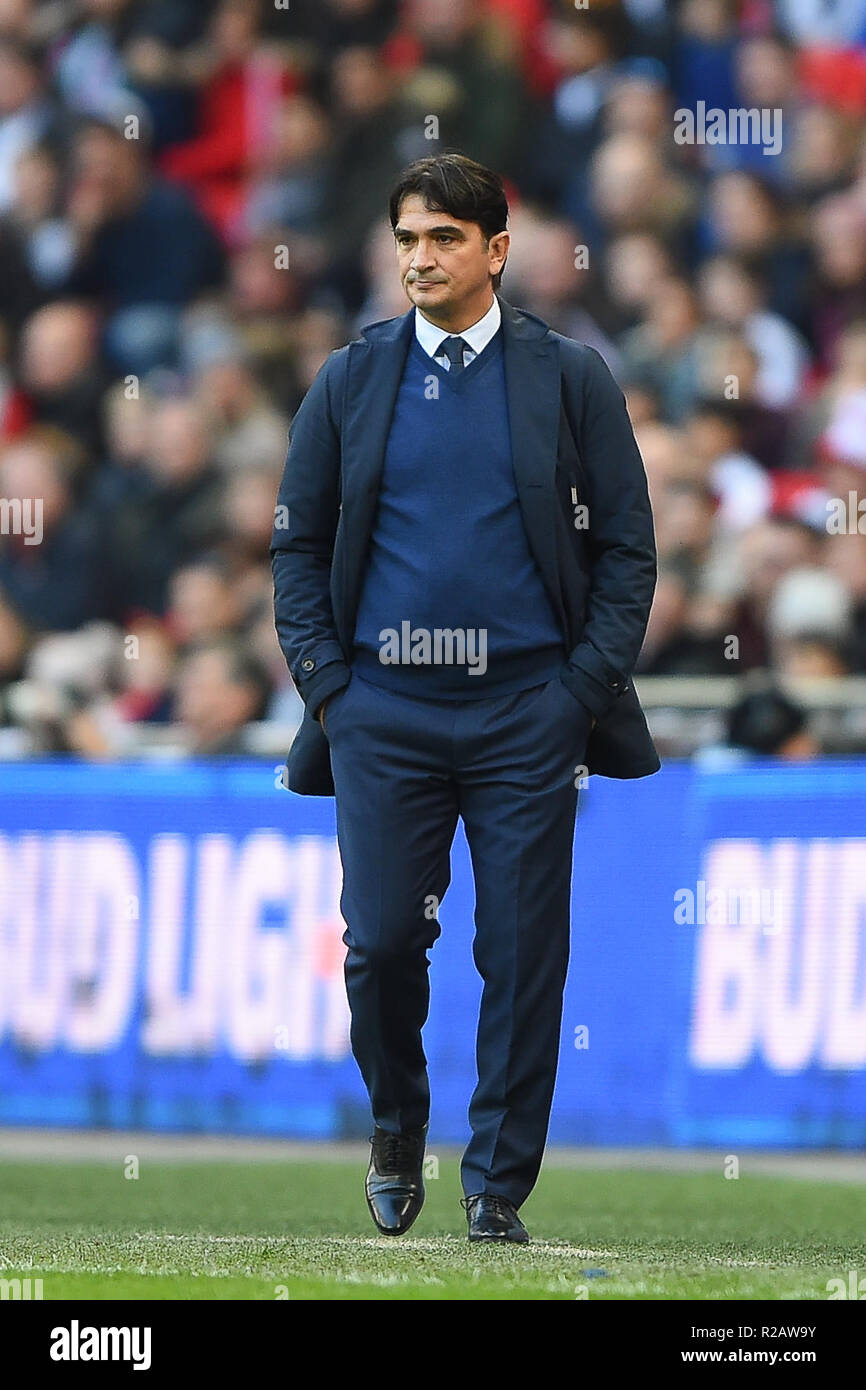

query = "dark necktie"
[{"left": 440, "top": 335, "right": 468, "bottom": 373}]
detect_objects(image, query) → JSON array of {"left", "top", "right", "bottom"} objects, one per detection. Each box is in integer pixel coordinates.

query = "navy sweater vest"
[{"left": 352, "top": 329, "right": 566, "bottom": 698}]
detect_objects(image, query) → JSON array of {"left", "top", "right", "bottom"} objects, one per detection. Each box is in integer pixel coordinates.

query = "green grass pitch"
[{"left": 1, "top": 1155, "right": 864, "bottom": 1300}]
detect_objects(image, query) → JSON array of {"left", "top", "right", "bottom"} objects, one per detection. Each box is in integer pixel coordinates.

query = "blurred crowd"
[{"left": 0, "top": 0, "right": 866, "bottom": 758}]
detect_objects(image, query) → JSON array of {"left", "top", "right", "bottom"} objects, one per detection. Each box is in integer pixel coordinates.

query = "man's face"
[
  {"left": 394, "top": 193, "right": 508, "bottom": 319},
  {"left": 73, "top": 128, "right": 142, "bottom": 212}
]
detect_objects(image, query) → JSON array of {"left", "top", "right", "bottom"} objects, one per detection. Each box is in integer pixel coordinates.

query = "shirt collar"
[{"left": 414, "top": 295, "right": 502, "bottom": 361}]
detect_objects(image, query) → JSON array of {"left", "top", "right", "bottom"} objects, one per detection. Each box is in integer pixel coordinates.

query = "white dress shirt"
[{"left": 414, "top": 296, "right": 502, "bottom": 370}]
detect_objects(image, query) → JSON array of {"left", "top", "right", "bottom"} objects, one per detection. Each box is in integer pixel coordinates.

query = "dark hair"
[
  {"left": 0, "top": 37, "right": 41, "bottom": 71},
  {"left": 225, "top": 644, "right": 272, "bottom": 719},
  {"left": 689, "top": 396, "right": 746, "bottom": 431},
  {"left": 389, "top": 154, "right": 509, "bottom": 289},
  {"left": 193, "top": 638, "right": 272, "bottom": 719},
  {"left": 727, "top": 686, "right": 806, "bottom": 754},
  {"left": 177, "top": 552, "right": 235, "bottom": 585}
]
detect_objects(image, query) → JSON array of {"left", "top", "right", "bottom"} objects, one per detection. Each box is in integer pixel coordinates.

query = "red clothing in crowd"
[
  {"left": 159, "top": 54, "right": 299, "bottom": 244},
  {"left": 0, "top": 384, "right": 31, "bottom": 440},
  {"left": 797, "top": 46, "right": 866, "bottom": 113}
]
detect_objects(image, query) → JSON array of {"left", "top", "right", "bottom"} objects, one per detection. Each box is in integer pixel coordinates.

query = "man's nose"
[{"left": 410, "top": 240, "right": 435, "bottom": 271}]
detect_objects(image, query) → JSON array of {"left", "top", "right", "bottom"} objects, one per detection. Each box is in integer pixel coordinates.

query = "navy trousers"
[{"left": 325, "top": 667, "right": 590, "bottom": 1208}]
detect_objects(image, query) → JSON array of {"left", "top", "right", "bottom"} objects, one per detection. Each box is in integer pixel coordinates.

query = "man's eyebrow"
[{"left": 394, "top": 224, "right": 467, "bottom": 238}]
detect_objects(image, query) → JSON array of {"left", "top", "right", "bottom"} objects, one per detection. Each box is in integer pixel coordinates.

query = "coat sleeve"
[
  {"left": 270, "top": 348, "right": 352, "bottom": 717},
  {"left": 559, "top": 342, "right": 657, "bottom": 722}
]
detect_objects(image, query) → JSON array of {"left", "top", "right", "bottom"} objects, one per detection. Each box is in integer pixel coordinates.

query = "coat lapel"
[
  {"left": 337, "top": 306, "right": 415, "bottom": 644},
  {"left": 499, "top": 298, "right": 568, "bottom": 636}
]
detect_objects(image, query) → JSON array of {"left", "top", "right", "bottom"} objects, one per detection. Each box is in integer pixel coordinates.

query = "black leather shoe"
[
  {"left": 462, "top": 1193, "right": 530, "bottom": 1244},
  {"left": 365, "top": 1125, "right": 427, "bottom": 1236}
]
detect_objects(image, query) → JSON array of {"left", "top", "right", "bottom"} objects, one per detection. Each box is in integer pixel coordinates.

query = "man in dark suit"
[{"left": 271, "top": 154, "right": 658, "bottom": 1243}]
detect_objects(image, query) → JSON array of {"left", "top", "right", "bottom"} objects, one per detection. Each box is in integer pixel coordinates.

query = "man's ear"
[{"left": 490, "top": 230, "right": 510, "bottom": 273}]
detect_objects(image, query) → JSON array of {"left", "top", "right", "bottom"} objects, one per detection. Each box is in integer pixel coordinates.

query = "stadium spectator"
[
  {"left": 725, "top": 682, "right": 820, "bottom": 760},
  {"left": 602, "top": 230, "right": 674, "bottom": 336},
  {"left": 696, "top": 253, "right": 809, "bottom": 409},
  {"left": 394, "top": 0, "right": 531, "bottom": 178},
  {"left": 112, "top": 614, "right": 175, "bottom": 723},
  {"left": 97, "top": 395, "right": 226, "bottom": 620},
  {"left": 590, "top": 131, "right": 698, "bottom": 259},
  {"left": 49, "top": 0, "right": 142, "bottom": 124},
  {"left": 502, "top": 205, "right": 622, "bottom": 369},
  {"left": 0, "top": 427, "right": 103, "bottom": 630},
  {"left": 174, "top": 636, "right": 272, "bottom": 754},
  {"left": 192, "top": 350, "right": 288, "bottom": 475},
  {"left": 166, "top": 555, "right": 243, "bottom": 649},
  {"left": 0, "top": 37, "right": 55, "bottom": 212},
  {"left": 219, "top": 466, "right": 284, "bottom": 571},
  {"left": 619, "top": 272, "right": 703, "bottom": 421},
  {"left": 18, "top": 300, "right": 108, "bottom": 461},
  {"left": 240, "top": 92, "right": 335, "bottom": 245},
  {"left": 703, "top": 171, "right": 813, "bottom": 338},
  {"left": 810, "top": 190, "right": 866, "bottom": 363},
  {"left": 65, "top": 118, "right": 225, "bottom": 372},
  {"left": 159, "top": 0, "right": 299, "bottom": 241},
  {"left": 729, "top": 518, "right": 824, "bottom": 670},
  {"left": 767, "top": 565, "right": 855, "bottom": 675}
]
